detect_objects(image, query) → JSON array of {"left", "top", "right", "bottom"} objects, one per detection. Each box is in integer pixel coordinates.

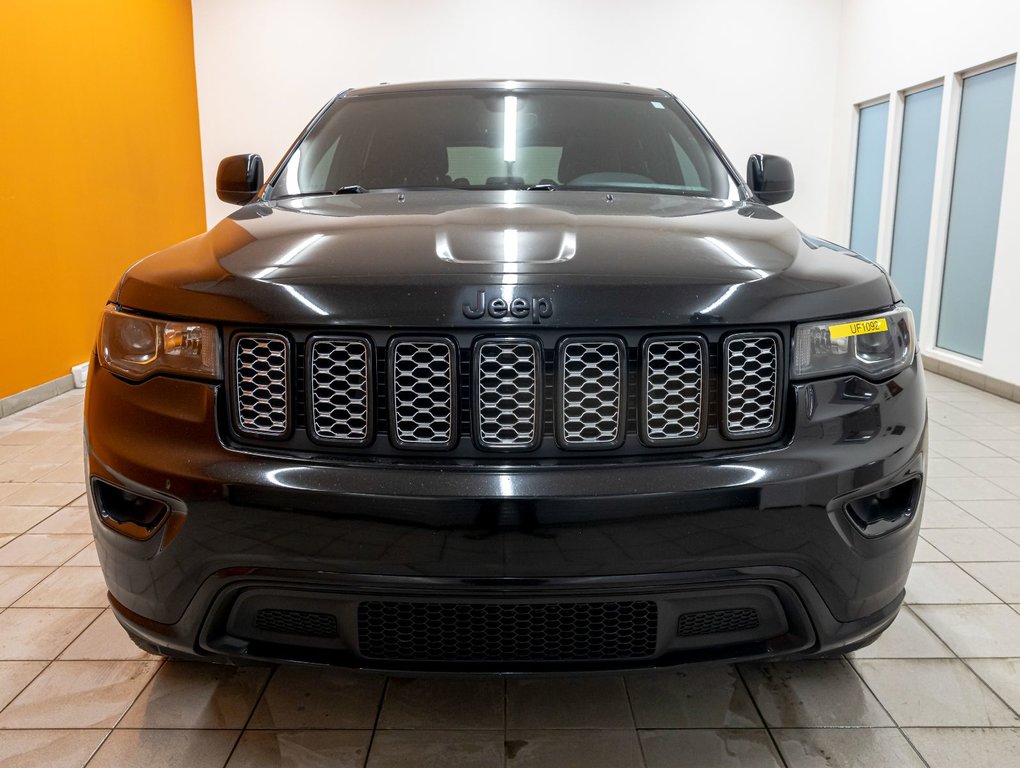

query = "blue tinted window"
[
  {"left": 937, "top": 64, "right": 1016, "bottom": 359},
  {"left": 890, "top": 86, "right": 943, "bottom": 333},
  {"left": 850, "top": 101, "right": 890, "bottom": 261}
]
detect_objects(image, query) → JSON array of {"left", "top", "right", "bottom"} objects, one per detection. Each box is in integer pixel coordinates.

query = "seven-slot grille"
[
  {"left": 474, "top": 339, "right": 541, "bottom": 449},
  {"left": 723, "top": 334, "right": 780, "bottom": 437},
  {"left": 557, "top": 339, "right": 625, "bottom": 448},
  {"left": 642, "top": 337, "right": 705, "bottom": 445},
  {"left": 308, "top": 337, "right": 371, "bottom": 445},
  {"left": 233, "top": 334, "right": 289, "bottom": 436},
  {"left": 230, "top": 332, "right": 783, "bottom": 449}
]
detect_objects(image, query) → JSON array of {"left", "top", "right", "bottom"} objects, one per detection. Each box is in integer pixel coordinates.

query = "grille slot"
[
  {"left": 558, "top": 338, "right": 625, "bottom": 448},
  {"left": 676, "top": 607, "right": 760, "bottom": 637},
  {"left": 642, "top": 337, "right": 705, "bottom": 445},
  {"left": 474, "top": 339, "right": 541, "bottom": 450},
  {"left": 254, "top": 608, "right": 338, "bottom": 638},
  {"left": 723, "top": 334, "right": 780, "bottom": 438},
  {"left": 390, "top": 338, "right": 457, "bottom": 449},
  {"left": 358, "top": 600, "right": 658, "bottom": 662},
  {"left": 308, "top": 337, "right": 372, "bottom": 445},
  {"left": 233, "top": 334, "right": 289, "bottom": 436}
]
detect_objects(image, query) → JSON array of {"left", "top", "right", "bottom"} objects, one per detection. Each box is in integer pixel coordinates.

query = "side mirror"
[
  {"left": 747, "top": 153, "right": 794, "bottom": 205},
  {"left": 216, "top": 154, "right": 264, "bottom": 205}
]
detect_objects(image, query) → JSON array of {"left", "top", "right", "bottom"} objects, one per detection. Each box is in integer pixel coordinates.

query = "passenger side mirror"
[
  {"left": 747, "top": 153, "right": 794, "bottom": 205},
  {"left": 216, "top": 154, "right": 264, "bottom": 205}
]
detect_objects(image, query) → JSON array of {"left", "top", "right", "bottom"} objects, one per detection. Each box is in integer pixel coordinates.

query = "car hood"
[{"left": 117, "top": 190, "right": 895, "bottom": 327}]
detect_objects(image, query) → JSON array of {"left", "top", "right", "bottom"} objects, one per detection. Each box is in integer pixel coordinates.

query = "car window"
[{"left": 269, "top": 90, "right": 740, "bottom": 199}]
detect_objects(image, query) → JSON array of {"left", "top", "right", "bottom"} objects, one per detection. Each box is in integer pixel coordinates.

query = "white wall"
[
  {"left": 191, "top": 0, "right": 842, "bottom": 231},
  {"left": 830, "top": 0, "right": 1020, "bottom": 384}
]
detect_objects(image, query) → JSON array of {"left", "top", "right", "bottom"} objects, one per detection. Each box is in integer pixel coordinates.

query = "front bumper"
[{"left": 85, "top": 358, "right": 926, "bottom": 672}]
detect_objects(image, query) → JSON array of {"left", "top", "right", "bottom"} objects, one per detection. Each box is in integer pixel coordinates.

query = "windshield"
[{"left": 268, "top": 89, "right": 741, "bottom": 200}]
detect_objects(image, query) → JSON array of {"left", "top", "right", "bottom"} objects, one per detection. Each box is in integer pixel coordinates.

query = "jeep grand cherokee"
[{"left": 85, "top": 79, "right": 926, "bottom": 672}]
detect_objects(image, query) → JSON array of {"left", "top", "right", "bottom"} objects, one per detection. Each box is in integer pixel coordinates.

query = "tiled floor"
[{"left": 1, "top": 372, "right": 1020, "bottom": 766}]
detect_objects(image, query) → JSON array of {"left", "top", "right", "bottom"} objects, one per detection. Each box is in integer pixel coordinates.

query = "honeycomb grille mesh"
[
  {"left": 391, "top": 340, "right": 455, "bottom": 446},
  {"left": 559, "top": 341, "right": 623, "bottom": 446},
  {"left": 475, "top": 341, "right": 539, "bottom": 448},
  {"left": 724, "top": 335, "right": 779, "bottom": 437},
  {"left": 358, "top": 600, "right": 658, "bottom": 662},
  {"left": 254, "top": 608, "right": 338, "bottom": 638},
  {"left": 644, "top": 339, "right": 704, "bottom": 443},
  {"left": 676, "top": 607, "right": 760, "bottom": 637},
  {"left": 309, "top": 338, "right": 371, "bottom": 443},
  {"left": 234, "top": 335, "right": 289, "bottom": 436}
]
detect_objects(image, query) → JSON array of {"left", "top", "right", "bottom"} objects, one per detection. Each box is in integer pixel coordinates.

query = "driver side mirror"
[
  {"left": 216, "top": 154, "right": 264, "bottom": 205},
  {"left": 747, "top": 153, "right": 794, "bottom": 205}
]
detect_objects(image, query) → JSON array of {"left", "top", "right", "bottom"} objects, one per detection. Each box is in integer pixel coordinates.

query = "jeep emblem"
[{"left": 463, "top": 289, "right": 553, "bottom": 324}]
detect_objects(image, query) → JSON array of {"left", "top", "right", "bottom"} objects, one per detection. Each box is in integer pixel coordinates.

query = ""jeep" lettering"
[{"left": 463, "top": 290, "right": 553, "bottom": 324}]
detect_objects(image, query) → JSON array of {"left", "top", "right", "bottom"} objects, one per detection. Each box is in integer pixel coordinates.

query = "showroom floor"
[{"left": 0, "top": 373, "right": 1019, "bottom": 767}]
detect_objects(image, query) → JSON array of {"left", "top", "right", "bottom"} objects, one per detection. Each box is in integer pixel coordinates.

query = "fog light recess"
[
  {"left": 844, "top": 477, "right": 922, "bottom": 538},
  {"left": 91, "top": 478, "right": 170, "bottom": 540}
]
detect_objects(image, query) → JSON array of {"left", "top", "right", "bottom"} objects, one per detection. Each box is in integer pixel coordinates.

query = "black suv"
[{"left": 85, "top": 80, "right": 926, "bottom": 672}]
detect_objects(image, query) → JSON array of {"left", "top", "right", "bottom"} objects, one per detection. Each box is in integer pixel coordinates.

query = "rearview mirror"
[
  {"left": 747, "top": 153, "right": 794, "bottom": 205},
  {"left": 216, "top": 154, "right": 264, "bottom": 205}
]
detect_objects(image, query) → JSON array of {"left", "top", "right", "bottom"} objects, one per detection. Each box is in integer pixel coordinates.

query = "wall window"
[
  {"left": 889, "top": 85, "right": 943, "bottom": 333},
  {"left": 849, "top": 100, "right": 890, "bottom": 261},
  {"left": 937, "top": 63, "right": 1016, "bottom": 359}
]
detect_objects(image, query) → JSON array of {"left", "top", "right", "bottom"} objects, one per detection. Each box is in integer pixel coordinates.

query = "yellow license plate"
[{"left": 828, "top": 317, "right": 888, "bottom": 339}]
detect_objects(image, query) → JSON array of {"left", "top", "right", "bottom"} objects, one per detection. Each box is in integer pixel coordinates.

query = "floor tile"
[
  {"left": 378, "top": 677, "right": 503, "bottom": 730},
  {"left": 640, "top": 729, "right": 782, "bottom": 768},
  {"left": 0, "top": 660, "right": 47, "bottom": 710},
  {"left": 368, "top": 730, "right": 504, "bottom": 768},
  {"left": 957, "top": 499, "right": 1020, "bottom": 528},
  {"left": 249, "top": 667, "right": 385, "bottom": 730},
  {"left": 926, "top": 458, "right": 975, "bottom": 478},
  {"left": 625, "top": 665, "right": 762, "bottom": 728},
  {"left": 0, "top": 566, "right": 51, "bottom": 606},
  {"left": 0, "top": 462, "right": 63, "bottom": 483},
  {"left": 920, "top": 500, "right": 984, "bottom": 528},
  {"left": 0, "top": 659, "right": 161, "bottom": 728},
  {"left": 29, "top": 507, "right": 92, "bottom": 535},
  {"left": 853, "top": 658, "right": 1019, "bottom": 726},
  {"left": 849, "top": 606, "right": 953, "bottom": 658},
  {"left": 954, "top": 456, "right": 1020, "bottom": 477},
  {"left": 967, "top": 658, "right": 1020, "bottom": 713},
  {"left": 59, "top": 609, "right": 156, "bottom": 661},
  {"left": 904, "top": 727, "right": 1020, "bottom": 768},
  {"left": 740, "top": 659, "right": 892, "bottom": 727},
  {"left": 905, "top": 562, "right": 1000, "bottom": 604},
  {"left": 960, "top": 562, "right": 1020, "bottom": 602},
  {"left": 120, "top": 660, "right": 271, "bottom": 729},
  {"left": 774, "top": 727, "right": 925, "bottom": 768},
  {"left": 0, "top": 533, "right": 91, "bottom": 567},
  {"left": 0, "top": 483, "right": 84, "bottom": 507},
  {"left": 0, "top": 506, "right": 57, "bottom": 534},
  {"left": 507, "top": 729, "right": 644, "bottom": 768},
  {"left": 227, "top": 729, "right": 371, "bottom": 768},
  {"left": 931, "top": 439, "right": 1001, "bottom": 458},
  {"left": 87, "top": 728, "right": 239, "bottom": 768},
  {"left": 921, "top": 528, "right": 1020, "bottom": 561},
  {"left": 506, "top": 677, "right": 633, "bottom": 729},
  {"left": 13, "top": 566, "right": 107, "bottom": 608},
  {"left": 0, "top": 729, "right": 108, "bottom": 768},
  {"left": 913, "top": 604, "right": 1020, "bottom": 656},
  {"left": 62, "top": 542, "right": 99, "bottom": 566},
  {"left": 925, "top": 476, "right": 1016, "bottom": 501},
  {"left": 912, "top": 536, "right": 949, "bottom": 562},
  {"left": 0, "top": 607, "right": 101, "bottom": 660},
  {"left": 37, "top": 462, "right": 86, "bottom": 484}
]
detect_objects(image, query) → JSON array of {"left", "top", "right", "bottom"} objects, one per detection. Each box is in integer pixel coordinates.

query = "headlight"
[
  {"left": 792, "top": 306, "right": 915, "bottom": 380},
  {"left": 99, "top": 306, "right": 221, "bottom": 381}
]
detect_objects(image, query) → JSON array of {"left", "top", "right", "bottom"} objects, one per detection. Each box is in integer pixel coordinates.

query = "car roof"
[{"left": 342, "top": 79, "right": 670, "bottom": 98}]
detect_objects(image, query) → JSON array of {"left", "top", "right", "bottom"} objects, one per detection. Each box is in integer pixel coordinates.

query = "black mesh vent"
[
  {"left": 358, "top": 600, "right": 658, "bottom": 662},
  {"left": 254, "top": 608, "right": 338, "bottom": 638},
  {"left": 676, "top": 607, "right": 760, "bottom": 637}
]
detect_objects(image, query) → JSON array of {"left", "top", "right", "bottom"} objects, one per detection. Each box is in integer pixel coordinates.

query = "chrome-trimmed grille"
[
  {"left": 389, "top": 338, "right": 457, "bottom": 449},
  {"left": 723, "top": 333, "right": 780, "bottom": 438},
  {"left": 233, "top": 334, "right": 289, "bottom": 437},
  {"left": 473, "top": 339, "right": 541, "bottom": 450},
  {"left": 308, "top": 336, "right": 372, "bottom": 445},
  {"left": 641, "top": 337, "right": 706, "bottom": 445},
  {"left": 557, "top": 338, "right": 625, "bottom": 449}
]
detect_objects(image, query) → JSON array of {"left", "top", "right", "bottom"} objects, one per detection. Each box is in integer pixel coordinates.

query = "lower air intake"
[
  {"left": 358, "top": 600, "right": 658, "bottom": 662},
  {"left": 254, "top": 608, "right": 338, "bottom": 638},
  {"left": 676, "top": 607, "right": 760, "bottom": 637}
]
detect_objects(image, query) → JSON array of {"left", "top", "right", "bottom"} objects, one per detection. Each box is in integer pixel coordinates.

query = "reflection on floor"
[{"left": 0, "top": 372, "right": 1019, "bottom": 767}]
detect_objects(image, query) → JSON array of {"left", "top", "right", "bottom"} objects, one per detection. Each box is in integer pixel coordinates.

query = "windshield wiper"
[
  {"left": 525, "top": 183, "right": 558, "bottom": 191},
  {"left": 332, "top": 185, "right": 370, "bottom": 194}
]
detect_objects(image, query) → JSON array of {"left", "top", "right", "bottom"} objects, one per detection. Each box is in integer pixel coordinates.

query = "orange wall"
[{"left": 0, "top": 0, "right": 206, "bottom": 398}]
